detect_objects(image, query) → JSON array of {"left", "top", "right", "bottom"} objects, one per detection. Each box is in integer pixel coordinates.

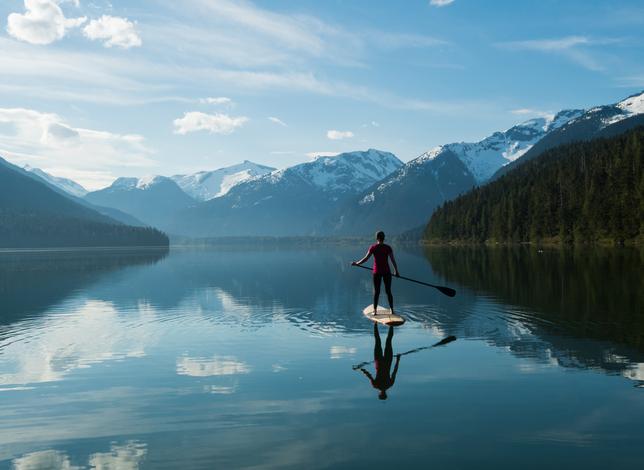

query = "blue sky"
[{"left": 0, "top": 0, "right": 643, "bottom": 189}]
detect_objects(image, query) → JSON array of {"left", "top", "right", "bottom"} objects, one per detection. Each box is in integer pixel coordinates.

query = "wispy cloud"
[
  {"left": 268, "top": 116, "right": 287, "bottom": 127},
  {"left": 430, "top": 0, "right": 455, "bottom": 7},
  {"left": 173, "top": 111, "right": 249, "bottom": 135},
  {"left": 201, "top": 96, "right": 233, "bottom": 106},
  {"left": 497, "top": 35, "right": 621, "bottom": 72},
  {"left": 327, "top": 130, "right": 354, "bottom": 140},
  {"left": 511, "top": 108, "right": 553, "bottom": 119}
]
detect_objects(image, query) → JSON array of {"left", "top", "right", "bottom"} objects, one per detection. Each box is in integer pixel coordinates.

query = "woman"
[{"left": 352, "top": 231, "right": 399, "bottom": 314}]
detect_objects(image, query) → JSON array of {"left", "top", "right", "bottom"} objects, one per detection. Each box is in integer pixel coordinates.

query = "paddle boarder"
[
  {"left": 352, "top": 231, "right": 399, "bottom": 315},
  {"left": 359, "top": 323, "right": 401, "bottom": 400}
]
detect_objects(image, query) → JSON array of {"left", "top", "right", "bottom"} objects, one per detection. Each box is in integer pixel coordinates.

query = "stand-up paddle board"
[{"left": 362, "top": 305, "right": 405, "bottom": 326}]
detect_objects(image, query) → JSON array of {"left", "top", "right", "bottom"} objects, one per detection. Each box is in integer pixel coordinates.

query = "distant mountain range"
[
  {"left": 5, "top": 90, "right": 643, "bottom": 241},
  {"left": 0, "top": 157, "right": 168, "bottom": 248},
  {"left": 166, "top": 149, "right": 403, "bottom": 237},
  {"left": 85, "top": 176, "right": 197, "bottom": 230}
]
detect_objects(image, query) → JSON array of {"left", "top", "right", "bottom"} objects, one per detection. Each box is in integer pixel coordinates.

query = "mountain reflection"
[{"left": 0, "top": 248, "right": 168, "bottom": 324}]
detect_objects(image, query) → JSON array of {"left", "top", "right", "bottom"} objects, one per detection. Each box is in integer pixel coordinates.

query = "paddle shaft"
[
  {"left": 352, "top": 264, "right": 456, "bottom": 297},
  {"left": 352, "top": 335, "right": 456, "bottom": 369}
]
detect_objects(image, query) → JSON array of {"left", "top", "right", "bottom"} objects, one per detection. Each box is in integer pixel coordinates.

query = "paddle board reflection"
[{"left": 358, "top": 323, "right": 401, "bottom": 400}]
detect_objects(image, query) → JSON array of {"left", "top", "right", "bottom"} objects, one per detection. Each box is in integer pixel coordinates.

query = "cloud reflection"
[
  {"left": 0, "top": 300, "right": 157, "bottom": 386},
  {"left": 12, "top": 441, "right": 147, "bottom": 470},
  {"left": 176, "top": 355, "right": 251, "bottom": 377}
]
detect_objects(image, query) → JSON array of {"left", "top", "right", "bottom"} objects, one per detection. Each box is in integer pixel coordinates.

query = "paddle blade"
[
  {"left": 437, "top": 286, "right": 457, "bottom": 297},
  {"left": 433, "top": 335, "right": 457, "bottom": 347}
]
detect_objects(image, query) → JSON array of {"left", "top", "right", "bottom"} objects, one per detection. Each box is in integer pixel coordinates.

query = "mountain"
[
  {"left": 425, "top": 126, "right": 644, "bottom": 245},
  {"left": 0, "top": 156, "right": 168, "bottom": 248},
  {"left": 493, "top": 91, "right": 644, "bottom": 179},
  {"left": 329, "top": 110, "right": 583, "bottom": 236},
  {"left": 167, "top": 149, "right": 403, "bottom": 237},
  {"left": 23, "top": 165, "right": 88, "bottom": 198},
  {"left": 171, "top": 161, "right": 275, "bottom": 201},
  {"left": 85, "top": 176, "right": 196, "bottom": 231},
  {"left": 21, "top": 164, "right": 147, "bottom": 226}
]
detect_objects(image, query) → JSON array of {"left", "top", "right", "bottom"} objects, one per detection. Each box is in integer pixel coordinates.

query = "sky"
[{"left": 0, "top": 0, "right": 643, "bottom": 190}]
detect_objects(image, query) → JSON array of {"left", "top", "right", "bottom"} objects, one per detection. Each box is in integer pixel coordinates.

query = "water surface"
[{"left": 0, "top": 246, "right": 642, "bottom": 469}]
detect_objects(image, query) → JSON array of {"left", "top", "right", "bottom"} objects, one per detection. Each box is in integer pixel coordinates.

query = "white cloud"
[
  {"left": 326, "top": 129, "right": 354, "bottom": 140},
  {"left": 173, "top": 111, "right": 248, "bottom": 135},
  {"left": 6, "top": 0, "right": 87, "bottom": 45},
  {"left": 268, "top": 116, "right": 287, "bottom": 127},
  {"left": 200, "top": 96, "right": 233, "bottom": 106},
  {"left": 430, "top": 0, "right": 455, "bottom": 6},
  {"left": 0, "top": 107, "right": 155, "bottom": 189},
  {"left": 83, "top": 15, "right": 142, "bottom": 49}
]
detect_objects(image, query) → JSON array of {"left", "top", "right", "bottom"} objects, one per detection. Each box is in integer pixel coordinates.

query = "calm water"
[{"left": 0, "top": 245, "right": 643, "bottom": 469}]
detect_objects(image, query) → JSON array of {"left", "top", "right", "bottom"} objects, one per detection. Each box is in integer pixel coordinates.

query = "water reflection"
[
  {"left": 1, "top": 246, "right": 643, "bottom": 467},
  {"left": 423, "top": 246, "right": 644, "bottom": 386},
  {"left": 12, "top": 441, "right": 147, "bottom": 470},
  {"left": 354, "top": 328, "right": 457, "bottom": 400},
  {"left": 357, "top": 324, "right": 401, "bottom": 400}
]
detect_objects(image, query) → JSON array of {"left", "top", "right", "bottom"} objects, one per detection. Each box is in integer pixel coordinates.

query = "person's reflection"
[{"left": 359, "top": 323, "right": 401, "bottom": 400}]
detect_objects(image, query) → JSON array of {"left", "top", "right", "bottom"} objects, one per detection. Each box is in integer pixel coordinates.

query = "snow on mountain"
[
  {"left": 415, "top": 109, "right": 583, "bottom": 183},
  {"left": 602, "top": 91, "right": 644, "bottom": 126},
  {"left": 171, "top": 161, "right": 275, "bottom": 201},
  {"left": 265, "top": 149, "right": 403, "bottom": 194},
  {"left": 23, "top": 165, "right": 88, "bottom": 198}
]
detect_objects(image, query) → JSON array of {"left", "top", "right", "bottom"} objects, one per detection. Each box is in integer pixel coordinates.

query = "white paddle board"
[{"left": 363, "top": 305, "right": 405, "bottom": 326}]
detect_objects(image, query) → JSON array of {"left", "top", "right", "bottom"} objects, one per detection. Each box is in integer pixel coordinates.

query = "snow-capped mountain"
[
  {"left": 328, "top": 110, "right": 583, "bottom": 236},
  {"left": 171, "top": 161, "right": 276, "bottom": 201},
  {"left": 23, "top": 165, "right": 88, "bottom": 198},
  {"left": 494, "top": 90, "right": 644, "bottom": 179},
  {"left": 420, "top": 109, "right": 583, "bottom": 184},
  {"left": 167, "top": 149, "right": 403, "bottom": 237},
  {"left": 263, "top": 149, "right": 402, "bottom": 195},
  {"left": 85, "top": 175, "right": 195, "bottom": 230}
]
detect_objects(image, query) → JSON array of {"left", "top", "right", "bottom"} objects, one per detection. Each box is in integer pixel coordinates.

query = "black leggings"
[{"left": 373, "top": 273, "right": 393, "bottom": 310}]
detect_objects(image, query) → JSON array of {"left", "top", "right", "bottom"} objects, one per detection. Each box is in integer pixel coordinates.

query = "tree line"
[{"left": 424, "top": 127, "right": 644, "bottom": 245}]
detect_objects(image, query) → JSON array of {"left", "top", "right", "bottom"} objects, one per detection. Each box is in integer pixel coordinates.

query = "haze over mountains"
[{"left": 4, "top": 91, "right": 643, "bottom": 245}]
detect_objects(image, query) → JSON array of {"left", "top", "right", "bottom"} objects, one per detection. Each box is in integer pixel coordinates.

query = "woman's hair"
[{"left": 376, "top": 231, "right": 385, "bottom": 241}]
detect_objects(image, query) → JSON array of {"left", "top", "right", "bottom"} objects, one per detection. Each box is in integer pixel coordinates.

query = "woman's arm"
[
  {"left": 389, "top": 250, "right": 400, "bottom": 276},
  {"left": 352, "top": 250, "right": 372, "bottom": 266}
]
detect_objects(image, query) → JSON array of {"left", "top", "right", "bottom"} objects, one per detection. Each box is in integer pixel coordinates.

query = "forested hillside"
[
  {"left": 0, "top": 157, "right": 169, "bottom": 248},
  {"left": 424, "top": 127, "right": 644, "bottom": 245}
]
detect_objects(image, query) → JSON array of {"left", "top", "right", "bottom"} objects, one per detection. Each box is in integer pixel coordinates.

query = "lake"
[{"left": 0, "top": 245, "right": 643, "bottom": 469}]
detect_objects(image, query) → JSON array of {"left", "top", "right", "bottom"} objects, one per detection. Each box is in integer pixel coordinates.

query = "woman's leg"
[
  {"left": 372, "top": 274, "right": 382, "bottom": 312},
  {"left": 384, "top": 273, "right": 394, "bottom": 310}
]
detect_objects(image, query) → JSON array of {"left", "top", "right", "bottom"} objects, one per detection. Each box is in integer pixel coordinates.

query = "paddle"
[
  {"left": 352, "top": 264, "right": 456, "bottom": 297},
  {"left": 352, "top": 335, "right": 457, "bottom": 369}
]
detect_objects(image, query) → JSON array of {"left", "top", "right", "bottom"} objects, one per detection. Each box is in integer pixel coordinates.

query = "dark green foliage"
[
  {"left": 0, "top": 210, "right": 169, "bottom": 248},
  {"left": 0, "top": 157, "right": 169, "bottom": 248},
  {"left": 425, "top": 127, "right": 644, "bottom": 245}
]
